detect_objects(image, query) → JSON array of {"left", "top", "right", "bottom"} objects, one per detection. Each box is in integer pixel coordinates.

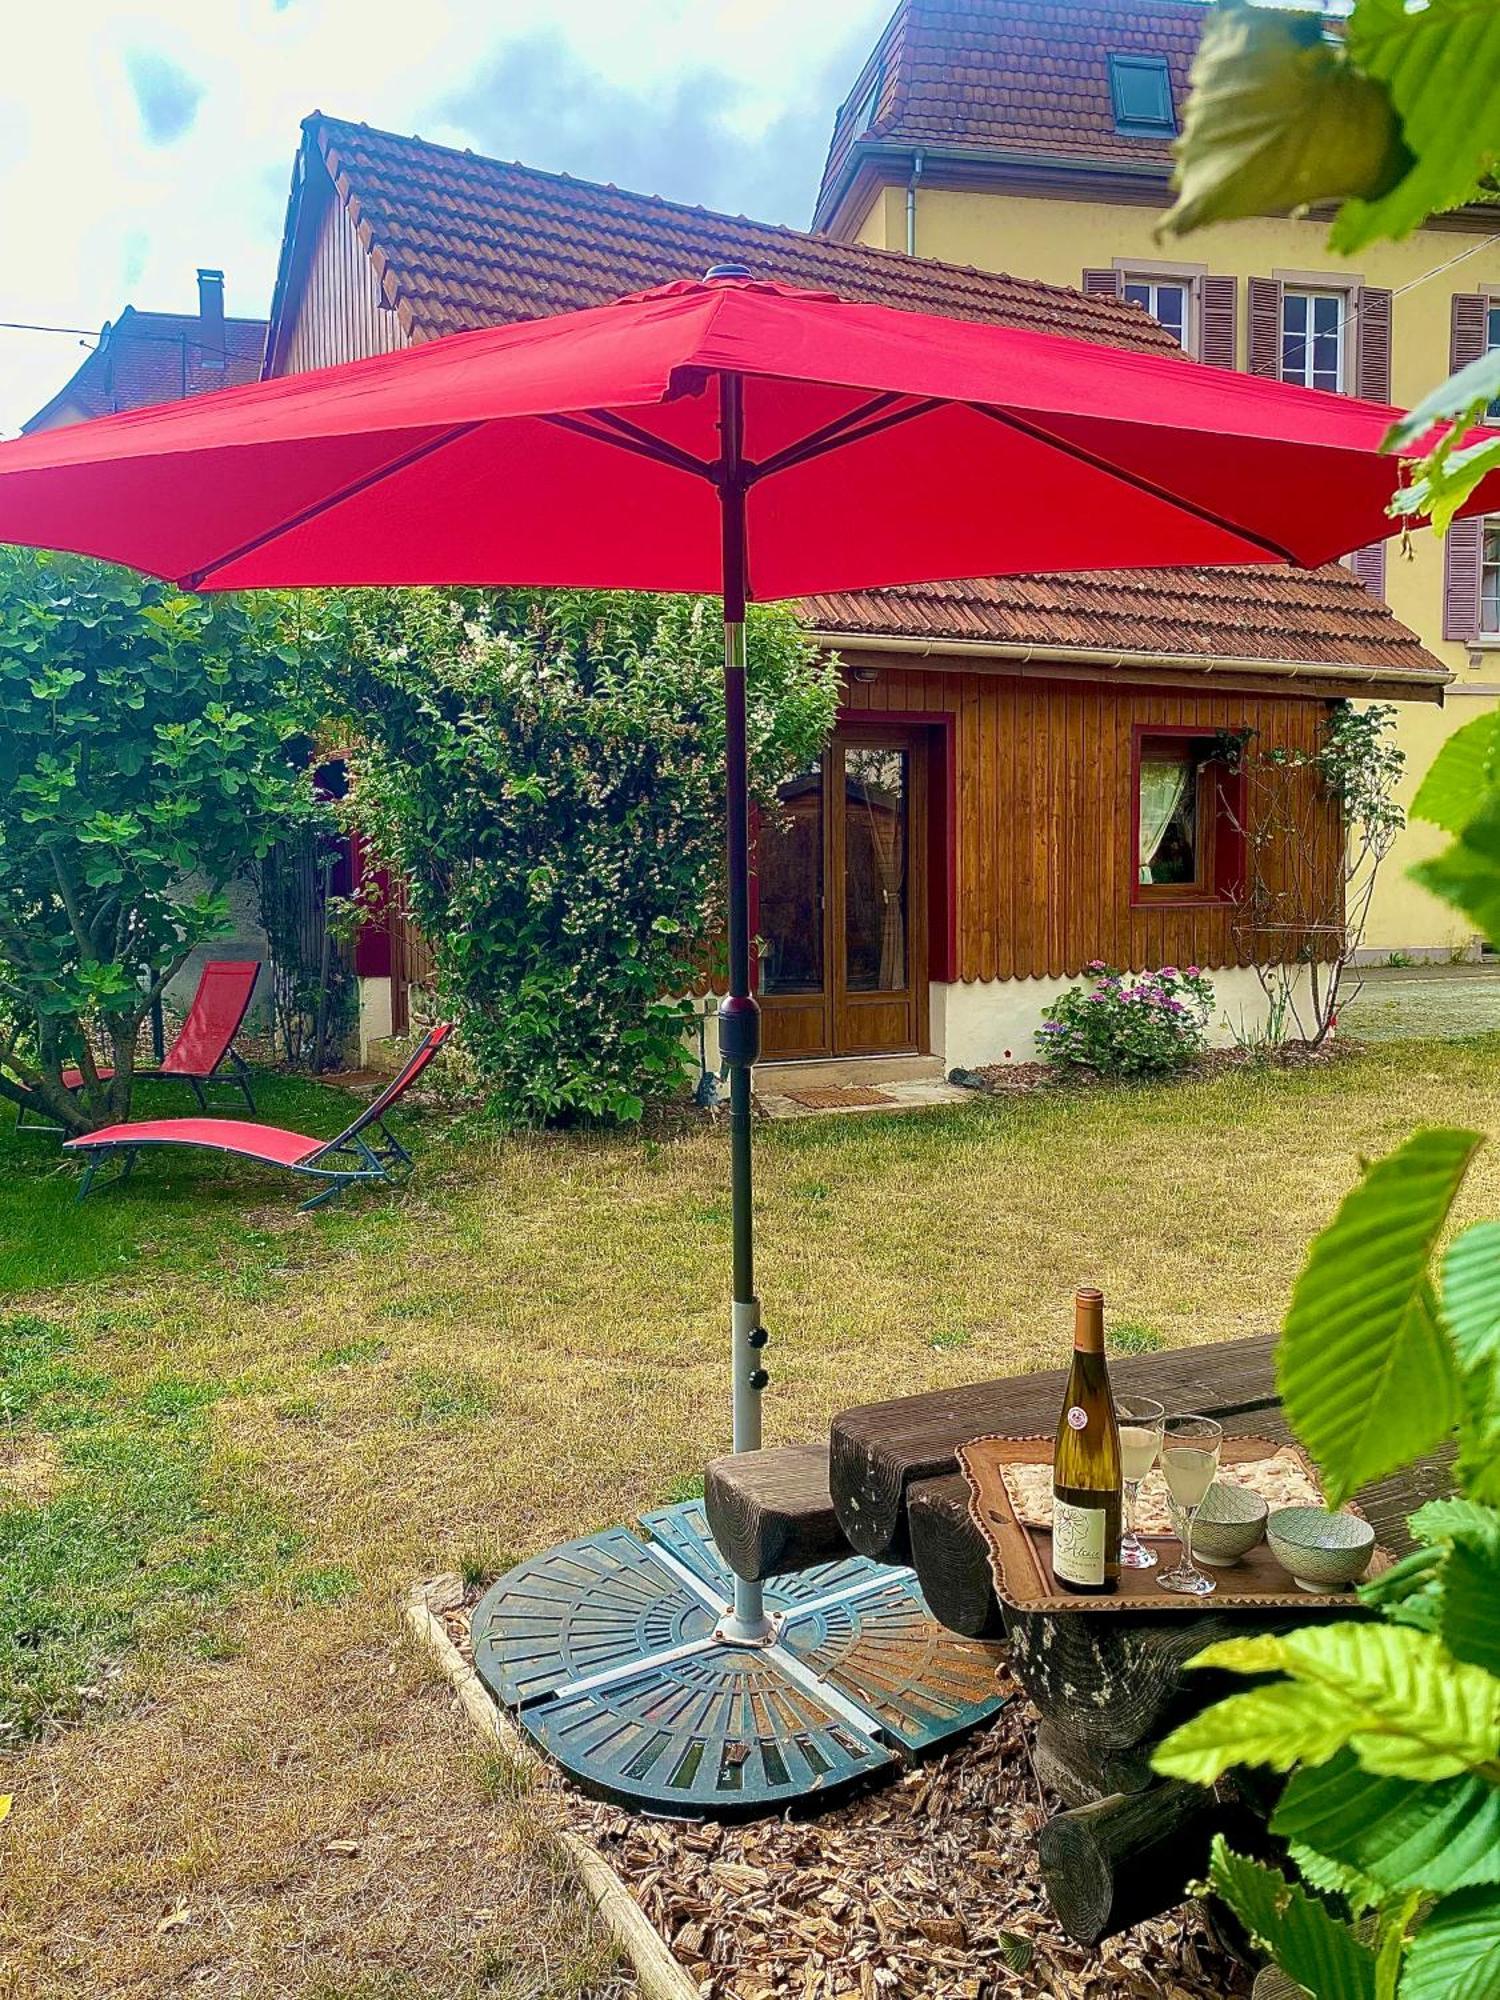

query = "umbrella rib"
[
  {"left": 542, "top": 412, "right": 714, "bottom": 480},
  {"left": 751, "top": 395, "right": 941, "bottom": 482},
  {"left": 181, "top": 420, "right": 486, "bottom": 588},
  {"left": 972, "top": 404, "right": 1300, "bottom": 564}
]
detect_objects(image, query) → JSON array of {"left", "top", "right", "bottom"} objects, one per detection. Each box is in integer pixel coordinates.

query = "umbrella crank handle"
[{"left": 732, "top": 1300, "right": 768, "bottom": 1453}]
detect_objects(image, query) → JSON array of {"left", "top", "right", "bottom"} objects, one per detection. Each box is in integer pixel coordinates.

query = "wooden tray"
[{"left": 958, "top": 1433, "right": 1394, "bottom": 1615}]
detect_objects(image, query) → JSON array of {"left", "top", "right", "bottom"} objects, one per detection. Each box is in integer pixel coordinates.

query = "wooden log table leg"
[{"left": 1037, "top": 1781, "right": 1252, "bottom": 1946}]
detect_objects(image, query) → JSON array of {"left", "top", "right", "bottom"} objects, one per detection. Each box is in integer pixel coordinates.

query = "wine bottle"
[{"left": 1051, "top": 1288, "right": 1122, "bottom": 1594}]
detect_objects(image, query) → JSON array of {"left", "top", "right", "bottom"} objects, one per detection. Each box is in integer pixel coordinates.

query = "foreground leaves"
[
  {"left": 1278, "top": 1130, "right": 1474, "bottom": 1506},
  {"left": 1207, "top": 1839, "right": 1377, "bottom": 2000},
  {"left": 1399, "top": 1886, "right": 1500, "bottom": 2000},
  {"left": 1156, "top": 1623, "right": 1500, "bottom": 1785},
  {"left": 1161, "top": 4, "right": 1409, "bottom": 239},
  {"left": 1274, "top": 1749, "right": 1500, "bottom": 1897}
]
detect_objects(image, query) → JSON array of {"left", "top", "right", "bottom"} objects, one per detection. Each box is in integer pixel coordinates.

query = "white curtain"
[{"left": 1139, "top": 756, "right": 1190, "bottom": 885}]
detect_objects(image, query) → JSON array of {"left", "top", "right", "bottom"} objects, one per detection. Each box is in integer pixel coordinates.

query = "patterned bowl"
[
  {"left": 1267, "top": 1507, "right": 1375, "bottom": 1592},
  {"left": 1192, "top": 1482, "right": 1268, "bottom": 1567}
]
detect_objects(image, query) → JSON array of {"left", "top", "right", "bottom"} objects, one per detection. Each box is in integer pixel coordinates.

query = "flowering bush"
[{"left": 1036, "top": 962, "right": 1215, "bottom": 1081}]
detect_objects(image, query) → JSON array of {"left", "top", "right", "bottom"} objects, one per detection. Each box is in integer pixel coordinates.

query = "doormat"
[{"left": 780, "top": 1085, "right": 896, "bottom": 1109}]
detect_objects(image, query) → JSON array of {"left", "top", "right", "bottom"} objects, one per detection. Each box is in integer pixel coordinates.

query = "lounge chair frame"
[
  {"left": 15, "top": 961, "right": 262, "bottom": 1134},
  {"left": 68, "top": 1023, "right": 450, "bottom": 1211}
]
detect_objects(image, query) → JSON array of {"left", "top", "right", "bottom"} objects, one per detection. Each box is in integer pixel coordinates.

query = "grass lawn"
[{"left": 1, "top": 1039, "right": 1496, "bottom": 1996}]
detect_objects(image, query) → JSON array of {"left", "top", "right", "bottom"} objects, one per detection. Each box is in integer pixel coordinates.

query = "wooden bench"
[{"left": 708, "top": 1333, "right": 1450, "bottom": 1945}]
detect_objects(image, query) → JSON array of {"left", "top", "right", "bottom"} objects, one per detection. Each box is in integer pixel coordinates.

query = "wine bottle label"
[
  {"left": 1065, "top": 1406, "right": 1088, "bottom": 1431},
  {"left": 1053, "top": 1499, "right": 1106, "bottom": 1586}
]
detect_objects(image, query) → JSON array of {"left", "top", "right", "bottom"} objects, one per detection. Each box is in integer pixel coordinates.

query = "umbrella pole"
[{"left": 715, "top": 370, "right": 773, "bottom": 1646}]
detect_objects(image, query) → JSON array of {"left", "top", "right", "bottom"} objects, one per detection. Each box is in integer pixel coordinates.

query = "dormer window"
[
  {"left": 850, "top": 66, "right": 883, "bottom": 133},
  {"left": 1108, "top": 54, "right": 1175, "bottom": 136}
]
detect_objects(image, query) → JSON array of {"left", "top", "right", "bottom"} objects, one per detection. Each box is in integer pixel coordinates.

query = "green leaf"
[
  {"left": 1442, "top": 1226, "right": 1500, "bottom": 1376},
  {"left": 1331, "top": 0, "right": 1500, "bottom": 254},
  {"left": 1443, "top": 1539, "right": 1500, "bottom": 1678},
  {"left": 1279, "top": 1130, "right": 1475, "bottom": 1507},
  {"left": 1410, "top": 716, "right": 1500, "bottom": 835},
  {"left": 1400, "top": 1886, "right": 1500, "bottom": 2000},
  {"left": 1153, "top": 1681, "right": 1360, "bottom": 1784},
  {"left": 1207, "top": 1839, "right": 1376, "bottom": 2000},
  {"left": 1160, "top": 5, "right": 1409, "bottom": 240},
  {"left": 1185, "top": 1623, "right": 1500, "bottom": 1782},
  {"left": 1285, "top": 1836, "right": 1384, "bottom": 1916},
  {"left": 1274, "top": 1748, "right": 1500, "bottom": 1896},
  {"left": 1361, "top": 1544, "right": 1445, "bottom": 1633},
  {"left": 1414, "top": 793, "right": 1500, "bottom": 945}
]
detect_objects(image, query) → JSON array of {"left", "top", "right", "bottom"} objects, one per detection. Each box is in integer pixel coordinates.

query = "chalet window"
[
  {"left": 1108, "top": 54, "right": 1175, "bottom": 136},
  {"left": 1135, "top": 734, "right": 1242, "bottom": 901},
  {"left": 1122, "top": 275, "right": 1191, "bottom": 350},
  {"left": 1486, "top": 302, "right": 1500, "bottom": 417},
  {"left": 1482, "top": 521, "right": 1500, "bottom": 635},
  {"left": 1281, "top": 288, "right": 1345, "bottom": 392}
]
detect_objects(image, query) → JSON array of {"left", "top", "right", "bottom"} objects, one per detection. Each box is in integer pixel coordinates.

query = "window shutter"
[
  {"left": 1350, "top": 542, "right": 1387, "bottom": 601},
  {"left": 1445, "top": 295, "right": 1489, "bottom": 643},
  {"left": 1444, "top": 518, "right": 1484, "bottom": 642},
  {"left": 1355, "top": 286, "right": 1392, "bottom": 401},
  {"left": 1199, "top": 274, "right": 1237, "bottom": 367},
  {"left": 1248, "top": 276, "right": 1282, "bottom": 378},
  {"left": 1452, "top": 292, "right": 1487, "bottom": 372},
  {"left": 1348, "top": 288, "right": 1394, "bottom": 591},
  {"left": 1083, "top": 268, "right": 1122, "bottom": 297}
]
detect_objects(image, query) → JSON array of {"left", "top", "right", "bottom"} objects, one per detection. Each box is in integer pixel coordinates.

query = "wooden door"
[{"left": 758, "top": 727, "right": 928, "bottom": 1061}]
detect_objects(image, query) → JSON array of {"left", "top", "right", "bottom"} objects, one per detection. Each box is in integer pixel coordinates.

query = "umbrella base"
[{"left": 470, "top": 1500, "right": 1008, "bottom": 1815}]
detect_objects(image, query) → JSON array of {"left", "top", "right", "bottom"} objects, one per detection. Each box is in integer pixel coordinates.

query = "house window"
[
  {"left": 1482, "top": 520, "right": 1500, "bottom": 635},
  {"left": 849, "top": 66, "right": 882, "bottom": 132},
  {"left": 1485, "top": 302, "right": 1500, "bottom": 418},
  {"left": 1108, "top": 55, "right": 1175, "bottom": 136},
  {"left": 1136, "top": 734, "right": 1241, "bottom": 901},
  {"left": 1282, "top": 288, "right": 1346, "bottom": 392},
  {"left": 1122, "top": 275, "right": 1191, "bottom": 350}
]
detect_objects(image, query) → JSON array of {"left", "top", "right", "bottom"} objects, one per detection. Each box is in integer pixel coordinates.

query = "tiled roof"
[
  {"left": 817, "top": 0, "right": 1205, "bottom": 224},
  {"left": 802, "top": 565, "right": 1444, "bottom": 681},
  {"left": 299, "top": 113, "right": 1178, "bottom": 354},
  {"left": 276, "top": 114, "right": 1443, "bottom": 691},
  {"left": 22, "top": 307, "right": 266, "bottom": 432}
]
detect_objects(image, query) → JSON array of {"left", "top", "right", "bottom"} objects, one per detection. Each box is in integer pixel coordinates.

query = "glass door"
[{"left": 756, "top": 728, "right": 928, "bottom": 1062}]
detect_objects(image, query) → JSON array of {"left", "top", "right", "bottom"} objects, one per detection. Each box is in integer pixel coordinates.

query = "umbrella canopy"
[
  {"left": 0, "top": 273, "right": 1471, "bottom": 596},
  {"left": 0, "top": 269, "right": 1471, "bottom": 1644}
]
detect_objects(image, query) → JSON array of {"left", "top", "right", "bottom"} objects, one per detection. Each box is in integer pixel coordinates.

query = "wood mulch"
[
  {"left": 954, "top": 1039, "right": 1348, "bottom": 1100},
  {"left": 437, "top": 1591, "right": 1250, "bottom": 2000}
]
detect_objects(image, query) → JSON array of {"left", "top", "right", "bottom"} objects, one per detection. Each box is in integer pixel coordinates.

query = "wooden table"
[{"left": 824, "top": 1333, "right": 1450, "bottom": 1944}]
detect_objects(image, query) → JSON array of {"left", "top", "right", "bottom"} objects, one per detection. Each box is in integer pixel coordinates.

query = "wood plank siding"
[
  {"left": 841, "top": 664, "right": 1340, "bottom": 982},
  {"left": 278, "top": 180, "right": 410, "bottom": 377}
]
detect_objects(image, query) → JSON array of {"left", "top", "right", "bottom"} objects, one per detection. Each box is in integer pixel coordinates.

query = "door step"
[{"left": 756, "top": 1055, "right": 945, "bottom": 1090}]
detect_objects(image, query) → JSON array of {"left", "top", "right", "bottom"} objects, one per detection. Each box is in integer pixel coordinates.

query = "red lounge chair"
[
  {"left": 16, "top": 960, "right": 262, "bottom": 1133},
  {"left": 65, "top": 1022, "right": 452, "bottom": 1210}
]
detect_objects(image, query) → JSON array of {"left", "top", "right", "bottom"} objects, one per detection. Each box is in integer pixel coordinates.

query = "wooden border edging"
[{"left": 403, "top": 1585, "right": 700, "bottom": 2000}]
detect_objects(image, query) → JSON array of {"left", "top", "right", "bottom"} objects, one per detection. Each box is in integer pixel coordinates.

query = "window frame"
[
  {"left": 1120, "top": 272, "right": 1195, "bottom": 355},
  {"left": 1280, "top": 284, "right": 1348, "bottom": 393},
  {"left": 1130, "top": 726, "right": 1246, "bottom": 910},
  {"left": 1107, "top": 53, "right": 1176, "bottom": 136},
  {"left": 1481, "top": 517, "right": 1500, "bottom": 638}
]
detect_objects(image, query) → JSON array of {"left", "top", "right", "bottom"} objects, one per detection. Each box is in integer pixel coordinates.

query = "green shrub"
[
  {"left": 1036, "top": 963, "right": 1215, "bottom": 1081},
  {"left": 316, "top": 589, "right": 838, "bottom": 1126}
]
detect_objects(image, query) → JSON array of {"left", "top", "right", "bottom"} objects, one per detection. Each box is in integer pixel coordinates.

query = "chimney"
[{"left": 197, "top": 267, "right": 225, "bottom": 370}]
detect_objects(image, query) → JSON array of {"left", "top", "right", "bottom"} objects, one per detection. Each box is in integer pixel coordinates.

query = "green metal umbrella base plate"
[{"left": 470, "top": 1501, "right": 1007, "bottom": 1814}]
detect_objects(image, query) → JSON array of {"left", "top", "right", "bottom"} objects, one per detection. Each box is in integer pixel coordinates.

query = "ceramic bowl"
[
  {"left": 1267, "top": 1506, "right": 1375, "bottom": 1592},
  {"left": 1191, "top": 1482, "right": 1268, "bottom": 1567}
]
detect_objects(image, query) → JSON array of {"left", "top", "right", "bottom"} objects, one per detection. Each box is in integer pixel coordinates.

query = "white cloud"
[{"left": 0, "top": 0, "right": 887, "bottom": 433}]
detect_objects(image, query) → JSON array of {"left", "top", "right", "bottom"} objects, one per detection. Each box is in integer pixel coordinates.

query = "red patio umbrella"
[{"left": 0, "top": 268, "right": 1473, "bottom": 1644}]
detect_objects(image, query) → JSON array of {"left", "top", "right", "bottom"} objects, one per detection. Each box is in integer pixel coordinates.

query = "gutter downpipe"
[{"left": 906, "top": 149, "right": 925, "bottom": 256}]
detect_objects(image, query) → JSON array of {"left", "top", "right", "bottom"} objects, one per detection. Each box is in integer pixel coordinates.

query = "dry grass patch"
[{"left": 0, "top": 1036, "right": 1496, "bottom": 1994}]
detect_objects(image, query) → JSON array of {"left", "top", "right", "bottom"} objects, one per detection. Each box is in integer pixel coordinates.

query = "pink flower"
[{"left": 1185, "top": 965, "right": 1201, "bottom": 979}]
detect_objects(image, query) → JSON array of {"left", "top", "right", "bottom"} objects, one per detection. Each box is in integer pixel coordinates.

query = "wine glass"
[
  {"left": 1157, "top": 1414, "right": 1224, "bottom": 1596},
  {"left": 1115, "top": 1395, "right": 1165, "bottom": 1570}
]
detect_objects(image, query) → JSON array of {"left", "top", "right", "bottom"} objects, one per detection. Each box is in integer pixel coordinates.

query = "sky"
[{"left": 0, "top": 0, "right": 891, "bottom": 436}]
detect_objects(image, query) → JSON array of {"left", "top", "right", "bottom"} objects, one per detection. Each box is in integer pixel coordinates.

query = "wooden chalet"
[{"left": 263, "top": 116, "right": 1448, "bottom": 1070}]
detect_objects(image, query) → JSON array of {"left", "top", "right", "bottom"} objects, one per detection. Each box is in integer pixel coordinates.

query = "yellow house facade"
[{"left": 815, "top": 0, "right": 1500, "bottom": 956}]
